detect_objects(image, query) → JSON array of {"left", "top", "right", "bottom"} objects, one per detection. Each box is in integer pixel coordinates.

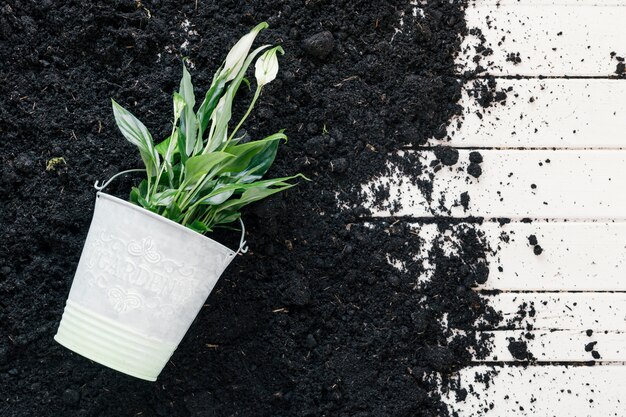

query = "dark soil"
[
  {"left": 611, "top": 53, "right": 625, "bottom": 76},
  {"left": 434, "top": 147, "right": 460, "bottom": 167},
  {"left": 507, "top": 338, "right": 535, "bottom": 362},
  {"left": 466, "top": 163, "right": 481, "bottom": 179},
  {"left": 0, "top": 1, "right": 506, "bottom": 416},
  {"left": 468, "top": 151, "right": 482, "bottom": 164},
  {"left": 505, "top": 52, "right": 521, "bottom": 65}
]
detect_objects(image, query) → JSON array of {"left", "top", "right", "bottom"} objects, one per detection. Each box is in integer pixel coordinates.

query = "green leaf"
[
  {"left": 201, "top": 178, "right": 296, "bottom": 229},
  {"left": 130, "top": 179, "right": 148, "bottom": 206},
  {"left": 164, "top": 201, "right": 183, "bottom": 222},
  {"left": 130, "top": 179, "right": 151, "bottom": 209},
  {"left": 156, "top": 135, "right": 172, "bottom": 158},
  {"left": 196, "top": 77, "right": 227, "bottom": 140},
  {"left": 210, "top": 175, "right": 304, "bottom": 215},
  {"left": 176, "top": 128, "right": 189, "bottom": 164},
  {"left": 161, "top": 129, "right": 182, "bottom": 162},
  {"left": 202, "top": 189, "right": 235, "bottom": 205},
  {"left": 235, "top": 183, "right": 293, "bottom": 208},
  {"left": 206, "top": 45, "right": 271, "bottom": 152},
  {"left": 213, "top": 211, "right": 241, "bottom": 226},
  {"left": 156, "top": 130, "right": 182, "bottom": 186},
  {"left": 219, "top": 131, "right": 286, "bottom": 183},
  {"left": 184, "top": 152, "right": 235, "bottom": 184},
  {"left": 195, "top": 175, "right": 296, "bottom": 207},
  {"left": 166, "top": 92, "right": 186, "bottom": 165},
  {"left": 179, "top": 63, "right": 197, "bottom": 157},
  {"left": 151, "top": 189, "right": 177, "bottom": 206},
  {"left": 188, "top": 219, "right": 210, "bottom": 233},
  {"left": 111, "top": 100, "right": 160, "bottom": 178}
]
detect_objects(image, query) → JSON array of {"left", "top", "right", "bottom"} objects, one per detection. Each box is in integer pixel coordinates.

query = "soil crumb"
[{"left": 507, "top": 338, "right": 535, "bottom": 361}]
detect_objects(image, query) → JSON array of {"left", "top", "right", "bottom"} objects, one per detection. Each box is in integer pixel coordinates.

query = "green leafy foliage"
[
  {"left": 111, "top": 100, "right": 160, "bottom": 180},
  {"left": 111, "top": 23, "right": 306, "bottom": 233}
]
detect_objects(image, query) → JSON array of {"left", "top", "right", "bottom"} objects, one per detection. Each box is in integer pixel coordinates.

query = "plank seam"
[
  {"left": 468, "top": 361, "right": 623, "bottom": 365},
  {"left": 476, "top": 290, "right": 626, "bottom": 294},
  {"left": 466, "top": 75, "right": 626, "bottom": 80},
  {"left": 362, "top": 216, "right": 626, "bottom": 223},
  {"left": 402, "top": 146, "right": 626, "bottom": 151}
]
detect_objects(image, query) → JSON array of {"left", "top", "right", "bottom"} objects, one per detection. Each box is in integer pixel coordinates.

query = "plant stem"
[
  {"left": 146, "top": 175, "right": 152, "bottom": 197},
  {"left": 152, "top": 124, "right": 178, "bottom": 199},
  {"left": 200, "top": 208, "right": 215, "bottom": 229},
  {"left": 181, "top": 205, "right": 197, "bottom": 225},
  {"left": 179, "top": 170, "right": 213, "bottom": 211},
  {"left": 221, "top": 87, "right": 262, "bottom": 151}
]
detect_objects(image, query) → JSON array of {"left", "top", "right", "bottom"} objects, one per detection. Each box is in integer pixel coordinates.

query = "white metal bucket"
[{"left": 54, "top": 192, "right": 238, "bottom": 381}]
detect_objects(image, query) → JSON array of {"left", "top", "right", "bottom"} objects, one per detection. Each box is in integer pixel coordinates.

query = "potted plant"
[{"left": 54, "top": 23, "right": 304, "bottom": 381}]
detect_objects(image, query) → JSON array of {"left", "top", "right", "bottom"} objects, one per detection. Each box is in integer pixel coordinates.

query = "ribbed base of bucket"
[{"left": 54, "top": 300, "right": 176, "bottom": 381}]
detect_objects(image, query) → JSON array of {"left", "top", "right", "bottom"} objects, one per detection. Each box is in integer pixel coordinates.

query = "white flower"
[
  {"left": 220, "top": 22, "right": 268, "bottom": 82},
  {"left": 172, "top": 92, "right": 186, "bottom": 121},
  {"left": 255, "top": 46, "right": 284, "bottom": 87}
]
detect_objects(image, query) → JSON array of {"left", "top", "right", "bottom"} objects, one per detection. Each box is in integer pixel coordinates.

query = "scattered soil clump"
[
  {"left": 434, "top": 146, "right": 460, "bottom": 167},
  {"left": 507, "top": 338, "right": 535, "bottom": 361},
  {"left": 467, "top": 162, "right": 482, "bottom": 178}
]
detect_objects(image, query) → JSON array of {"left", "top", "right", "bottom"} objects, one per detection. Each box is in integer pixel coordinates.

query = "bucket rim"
[{"left": 96, "top": 192, "right": 237, "bottom": 258}]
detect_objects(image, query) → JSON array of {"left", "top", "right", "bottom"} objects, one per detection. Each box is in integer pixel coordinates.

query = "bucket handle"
[
  {"left": 94, "top": 170, "right": 249, "bottom": 256},
  {"left": 94, "top": 169, "right": 147, "bottom": 191},
  {"left": 235, "top": 218, "right": 249, "bottom": 256}
]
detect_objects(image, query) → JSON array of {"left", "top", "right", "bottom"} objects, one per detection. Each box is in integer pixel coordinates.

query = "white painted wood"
[
  {"left": 475, "top": 330, "right": 625, "bottom": 362},
  {"left": 483, "top": 293, "right": 626, "bottom": 330},
  {"left": 436, "top": 79, "right": 626, "bottom": 148},
  {"left": 477, "top": 221, "right": 626, "bottom": 291},
  {"left": 472, "top": 0, "right": 626, "bottom": 4},
  {"left": 459, "top": 2, "right": 626, "bottom": 76},
  {"left": 403, "top": 221, "right": 626, "bottom": 290},
  {"left": 444, "top": 365, "right": 626, "bottom": 416},
  {"left": 439, "top": 2, "right": 626, "bottom": 415},
  {"left": 368, "top": 150, "right": 626, "bottom": 219}
]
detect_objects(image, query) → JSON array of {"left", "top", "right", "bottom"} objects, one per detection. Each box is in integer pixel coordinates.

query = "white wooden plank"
[
  {"left": 435, "top": 79, "right": 626, "bottom": 148},
  {"left": 444, "top": 365, "right": 626, "bottom": 416},
  {"left": 474, "top": 330, "right": 626, "bottom": 362},
  {"left": 459, "top": 2, "right": 626, "bottom": 76},
  {"left": 472, "top": 0, "right": 626, "bottom": 4},
  {"left": 483, "top": 293, "right": 626, "bottom": 330},
  {"left": 476, "top": 221, "right": 626, "bottom": 291},
  {"left": 405, "top": 221, "right": 626, "bottom": 291},
  {"left": 369, "top": 150, "right": 626, "bottom": 219}
]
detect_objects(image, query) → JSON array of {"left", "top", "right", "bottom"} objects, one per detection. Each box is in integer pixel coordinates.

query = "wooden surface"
[
  {"left": 395, "top": 1, "right": 626, "bottom": 414},
  {"left": 475, "top": 330, "right": 626, "bottom": 362},
  {"left": 368, "top": 150, "right": 626, "bottom": 218},
  {"left": 480, "top": 293, "right": 626, "bottom": 330},
  {"left": 444, "top": 365, "right": 626, "bottom": 416},
  {"left": 459, "top": 1, "right": 626, "bottom": 76},
  {"left": 435, "top": 79, "right": 626, "bottom": 148},
  {"left": 410, "top": 222, "right": 626, "bottom": 291}
]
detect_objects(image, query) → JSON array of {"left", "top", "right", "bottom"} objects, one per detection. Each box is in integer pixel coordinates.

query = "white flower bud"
[
  {"left": 221, "top": 22, "right": 268, "bottom": 82},
  {"left": 172, "top": 92, "right": 186, "bottom": 121},
  {"left": 255, "top": 46, "right": 283, "bottom": 87}
]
